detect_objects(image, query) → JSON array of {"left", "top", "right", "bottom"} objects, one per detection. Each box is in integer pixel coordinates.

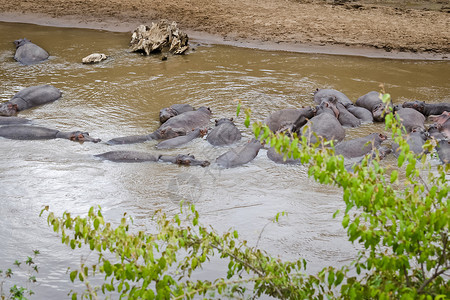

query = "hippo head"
[
  {"left": 402, "top": 101, "right": 425, "bottom": 113},
  {"left": 376, "top": 133, "right": 388, "bottom": 142},
  {"left": 159, "top": 107, "right": 177, "bottom": 124},
  {"left": 215, "top": 118, "right": 233, "bottom": 126},
  {"left": 428, "top": 111, "right": 450, "bottom": 126},
  {"left": 13, "top": 38, "right": 31, "bottom": 49},
  {"left": 0, "top": 103, "right": 19, "bottom": 116},
  {"left": 372, "top": 103, "right": 388, "bottom": 122},
  {"left": 68, "top": 131, "right": 101, "bottom": 143}
]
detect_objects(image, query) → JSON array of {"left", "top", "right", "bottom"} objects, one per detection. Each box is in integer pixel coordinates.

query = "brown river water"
[{"left": 0, "top": 21, "right": 449, "bottom": 298}]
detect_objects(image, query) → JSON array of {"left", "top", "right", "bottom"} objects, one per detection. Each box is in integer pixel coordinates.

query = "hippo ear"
[
  {"left": 229, "top": 117, "right": 234, "bottom": 122},
  {"left": 215, "top": 119, "right": 218, "bottom": 124}
]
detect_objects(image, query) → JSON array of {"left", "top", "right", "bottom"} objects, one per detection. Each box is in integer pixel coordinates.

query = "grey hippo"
[
  {"left": 156, "top": 128, "right": 207, "bottom": 149},
  {"left": 297, "top": 101, "right": 345, "bottom": 145},
  {"left": 206, "top": 118, "right": 242, "bottom": 146},
  {"left": 395, "top": 107, "right": 426, "bottom": 134},
  {"left": 0, "top": 85, "right": 62, "bottom": 116},
  {"left": 345, "top": 104, "right": 373, "bottom": 123},
  {"left": 393, "top": 128, "right": 429, "bottom": 156},
  {"left": 0, "top": 116, "right": 31, "bottom": 125},
  {"left": 0, "top": 125, "right": 101, "bottom": 143},
  {"left": 313, "top": 88, "right": 353, "bottom": 107},
  {"left": 107, "top": 107, "right": 212, "bottom": 145},
  {"left": 14, "top": 38, "right": 49, "bottom": 65},
  {"left": 335, "top": 133, "right": 387, "bottom": 159},
  {"left": 356, "top": 91, "right": 392, "bottom": 122},
  {"left": 428, "top": 111, "right": 450, "bottom": 139},
  {"left": 95, "top": 151, "right": 210, "bottom": 167},
  {"left": 159, "top": 104, "right": 195, "bottom": 124},
  {"left": 264, "top": 106, "right": 316, "bottom": 133},
  {"left": 216, "top": 139, "right": 263, "bottom": 168},
  {"left": 402, "top": 101, "right": 450, "bottom": 117}
]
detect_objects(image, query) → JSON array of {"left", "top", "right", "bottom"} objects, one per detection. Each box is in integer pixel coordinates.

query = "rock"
[
  {"left": 130, "top": 20, "right": 189, "bottom": 55},
  {"left": 82, "top": 53, "right": 107, "bottom": 64}
]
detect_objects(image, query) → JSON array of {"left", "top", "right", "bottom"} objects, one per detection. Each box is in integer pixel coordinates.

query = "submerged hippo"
[
  {"left": 335, "top": 133, "right": 387, "bottom": 159},
  {"left": 95, "top": 151, "right": 210, "bottom": 166},
  {"left": 402, "top": 101, "right": 450, "bottom": 117},
  {"left": 313, "top": 89, "right": 353, "bottom": 107},
  {"left": 264, "top": 107, "right": 316, "bottom": 133},
  {"left": 0, "top": 116, "right": 31, "bottom": 125},
  {"left": 206, "top": 118, "right": 242, "bottom": 146},
  {"left": 395, "top": 107, "right": 426, "bottom": 133},
  {"left": 0, "top": 125, "right": 101, "bottom": 143},
  {"left": 0, "top": 85, "right": 62, "bottom": 116},
  {"left": 95, "top": 151, "right": 159, "bottom": 162},
  {"left": 14, "top": 38, "right": 49, "bottom": 65},
  {"left": 156, "top": 128, "right": 206, "bottom": 149},
  {"left": 107, "top": 107, "right": 212, "bottom": 145},
  {"left": 159, "top": 104, "right": 195, "bottom": 124},
  {"left": 335, "top": 101, "right": 361, "bottom": 128},
  {"left": 267, "top": 146, "right": 302, "bottom": 165},
  {"left": 356, "top": 91, "right": 391, "bottom": 122},
  {"left": 216, "top": 139, "right": 263, "bottom": 168},
  {"left": 159, "top": 154, "right": 210, "bottom": 167}
]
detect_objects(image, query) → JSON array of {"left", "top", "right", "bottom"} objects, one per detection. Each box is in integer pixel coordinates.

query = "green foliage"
[
  {"left": 0, "top": 251, "right": 39, "bottom": 300},
  {"left": 41, "top": 92, "right": 448, "bottom": 299}
]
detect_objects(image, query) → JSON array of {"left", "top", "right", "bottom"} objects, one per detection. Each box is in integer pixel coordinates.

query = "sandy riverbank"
[{"left": 0, "top": 0, "right": 449, "bottom": 59}]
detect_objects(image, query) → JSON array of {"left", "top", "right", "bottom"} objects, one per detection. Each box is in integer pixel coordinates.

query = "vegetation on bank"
[{"left": 34, "top": 92, "right": 450, "bottom": 299}]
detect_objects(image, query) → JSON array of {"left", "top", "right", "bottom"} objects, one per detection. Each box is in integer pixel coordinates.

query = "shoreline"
[{"left": 1, "top": 11, "right": 449, "bottom": 61}]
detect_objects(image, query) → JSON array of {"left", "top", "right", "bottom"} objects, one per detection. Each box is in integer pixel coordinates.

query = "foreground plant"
[
  {"left": 0, "top": 250, "right": 39, "bottom": 300},
  {"left": 41, "top": 92, "right": 448, "bottom": 299}
]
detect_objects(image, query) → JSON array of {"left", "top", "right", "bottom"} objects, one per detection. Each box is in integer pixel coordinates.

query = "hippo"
[
  {"left": 0, "top": 125, "right": 101, "bottom": 143},
  {"left": 435, "top": 140, "right": 450, "bottom": 164},
  {"left": 107, "top": 107, "right": 212, "bottom": 145},
  {"left": 402, "top": 101, "right": 450, "bottom": 117},
  {"left": 345, "top": 104, "right": 374, "bottom": 123},
  {"left": 13, "top": 38, "right": 49, "bottom": 65},
  {"left": 428, "top": 111, "right": 450, "bottom": 139},
  {"left": 395, "top": 107, "right": 426, "bottom": 133},
  {"left": 356, "top": 91, "right": 392, "bottom": 122},
  {"left": 216, "top": 139, "right": 263, "bottom": 168},
  {"left": 297, "top": 101, "right": 345, "bottom": 145},
  {"left": 159, "top": 154, "right": 210, "bottom": 167},
  {"left": 263, "top": 107, "right": 316, "bottom": 133},
  {"left": 267, "top": 146, "right": 302, "bottom": 164},
  {"left": 206, "top": 118, "right": 242, "bottom": 146},
  {"left": 159, "top": 104, "right": 195, "bottom": 124},
  {"left": 335, "top": 133, "right": 387, "bottom": 159},
  {"left": 95, "top": 151, "right": 210, "bottom": 166},
  {"left": 0, "top": 116, "right": 31, "bottom": 125},
  {"left": 428, "top": 124, "right": 447, "bottom": 140},
  {"left": 313, "top": 89, "right": 353, "bottom": 107},
  {"left": 335, "top": 101, "right": 361, "bottom": 128},
  {"left": 393, "top": 128, "right": 429, "bottom": 156},
  {"left": 156, "top": 128, "right": 206, "bottom": 149},
  {"left": 95, "top": 151, "right": 159, "bottom": 162},
  {"left": 0, "top": 85, "right": 62, "bottom": 116}
]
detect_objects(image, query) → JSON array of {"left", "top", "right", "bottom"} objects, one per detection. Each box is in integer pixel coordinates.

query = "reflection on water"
[{"left": 0, "top": 21, "right": 449, "bottom": 298}]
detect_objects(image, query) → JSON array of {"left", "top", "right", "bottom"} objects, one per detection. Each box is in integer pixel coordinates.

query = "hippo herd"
[{"left": 2, "top": 38, "right": 450, "bottom": 169}]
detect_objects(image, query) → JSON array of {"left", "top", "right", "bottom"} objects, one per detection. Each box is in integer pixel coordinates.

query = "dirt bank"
[{"left": 0, "top": 0, "right": 449, "bottom": 59}]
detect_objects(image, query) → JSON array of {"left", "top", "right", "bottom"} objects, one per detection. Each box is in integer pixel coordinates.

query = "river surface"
[{"left": 0, "top": 22, "right": 449, "bottom": 299}]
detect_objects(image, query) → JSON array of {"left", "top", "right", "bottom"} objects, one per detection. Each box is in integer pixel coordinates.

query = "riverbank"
[{"left": 0, "top": 0, "right": 449, "bottom": 59}]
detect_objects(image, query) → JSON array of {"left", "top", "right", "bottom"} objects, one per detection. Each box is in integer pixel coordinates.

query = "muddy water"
[{"left": 0, "top": 21, "right": 449, "bottom": 298}]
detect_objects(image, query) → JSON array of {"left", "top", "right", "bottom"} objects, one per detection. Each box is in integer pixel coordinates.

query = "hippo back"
[
  {"left": 10, "top": 85, "right": 62, "bottom": 111},
  {"left": 14, "top": 39, "right": 49, "bottom": 65},
  {"left": 314, "top": 89, "right": 353, "bottom": 106}
]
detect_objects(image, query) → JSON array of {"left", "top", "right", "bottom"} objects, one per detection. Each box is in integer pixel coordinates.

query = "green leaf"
[{"left": 70, "top": 270, "right": 77, "bottom": 282}]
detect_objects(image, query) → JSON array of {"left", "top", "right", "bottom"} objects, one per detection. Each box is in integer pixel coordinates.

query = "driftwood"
[{"left": 130, "top": 20, "right": 189, "bottom": 55}]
